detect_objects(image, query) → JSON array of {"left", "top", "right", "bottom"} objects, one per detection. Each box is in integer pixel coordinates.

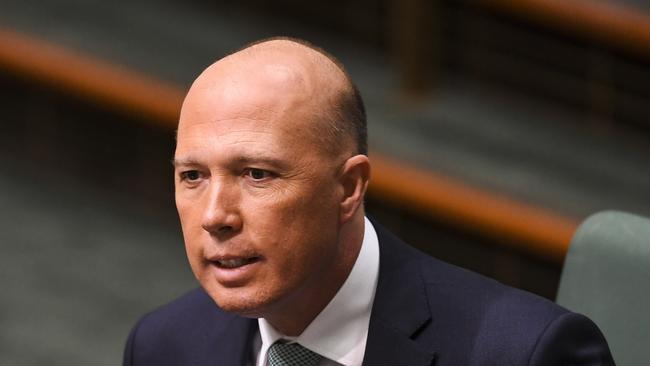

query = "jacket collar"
[{"left": 362, "top": 222, "right": 436, "bottom": 366}]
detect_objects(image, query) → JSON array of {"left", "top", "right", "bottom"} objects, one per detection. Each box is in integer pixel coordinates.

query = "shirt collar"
[{"left": 258, "top": 217, "right": 380, "bottom": 366}]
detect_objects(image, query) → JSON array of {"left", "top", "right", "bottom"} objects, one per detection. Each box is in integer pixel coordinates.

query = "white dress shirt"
[{"left": 253, "top": 217, "right": 380, "bottom": 366}]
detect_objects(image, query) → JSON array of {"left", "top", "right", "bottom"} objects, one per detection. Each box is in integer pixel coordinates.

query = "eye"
[
  {"left": 245, "top": 168, "right": 272, "bottom": 181},
  {"left": 180, "top": 170, "right": 201, "bottom": 182}
]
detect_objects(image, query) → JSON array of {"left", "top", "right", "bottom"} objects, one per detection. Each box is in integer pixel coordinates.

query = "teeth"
[{"left": 217, "top": 258, "right": 250, "bottom": 268}]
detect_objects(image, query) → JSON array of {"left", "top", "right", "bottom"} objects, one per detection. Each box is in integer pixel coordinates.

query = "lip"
[{"left": 206, "top": 254, "right": 262, "bottom": 286}]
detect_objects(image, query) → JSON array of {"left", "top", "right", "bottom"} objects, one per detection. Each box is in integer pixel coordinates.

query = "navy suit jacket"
[{"left": 123, "top": 222, "right": 614, "bottom": 365}]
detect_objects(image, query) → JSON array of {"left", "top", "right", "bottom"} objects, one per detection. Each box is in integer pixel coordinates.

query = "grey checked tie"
[{"left": 267, "top": 341, "right": 323, "bottom": 366}]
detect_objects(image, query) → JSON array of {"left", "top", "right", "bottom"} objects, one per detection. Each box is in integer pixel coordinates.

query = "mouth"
[
  {"left": 211, "top": 256, "right": 261, "bottom": 269},
  {"left": 207, "top": 254, "right": 262, "bottom": 286}
]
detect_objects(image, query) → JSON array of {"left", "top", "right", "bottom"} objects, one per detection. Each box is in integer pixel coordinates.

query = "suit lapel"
[{"left": 363, "top": 222, "right": 436, "bottom": 366}]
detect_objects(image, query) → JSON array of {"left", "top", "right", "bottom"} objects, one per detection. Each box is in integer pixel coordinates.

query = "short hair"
[{"left": 230, "top": 37, "right": 368, "bottom": 156}]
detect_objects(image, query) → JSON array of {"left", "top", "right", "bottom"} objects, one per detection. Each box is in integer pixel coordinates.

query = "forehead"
[
  {"left": 176, "top": 117, "right": 285, "bottom": 157},
  {"left": 176, "top": 81, "right": 319, "bottom": 163}
]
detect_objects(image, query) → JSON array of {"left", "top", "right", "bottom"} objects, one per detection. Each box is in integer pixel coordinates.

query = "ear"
[{"left": 339, "top": 154, "right": 371, "bottom": 224}]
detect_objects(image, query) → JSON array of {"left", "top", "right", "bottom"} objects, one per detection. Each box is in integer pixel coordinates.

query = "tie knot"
[{"left": 267, "top": 341, "right": 322, "bottom": 366}]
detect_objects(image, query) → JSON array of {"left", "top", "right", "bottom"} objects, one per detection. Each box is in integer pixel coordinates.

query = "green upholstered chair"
[{"left": 556, "top": 211, "right": 650, "bottom": 366}]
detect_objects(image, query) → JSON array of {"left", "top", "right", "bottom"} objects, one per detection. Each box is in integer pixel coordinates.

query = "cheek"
[
  {"left": 254, "top": 194, "right": 340, "bottom": 265},
  {"left": 177, "top": 189, "right": 209, "bottom": 235},
  {"left": 176, "top": 199, "right": 206, "bottom": 275},
  {"left": 181, "top": 230, "right": 203, "bottom": 280},
  {"left": 243, "top": 182, "right": 338, "bottom": 239}
]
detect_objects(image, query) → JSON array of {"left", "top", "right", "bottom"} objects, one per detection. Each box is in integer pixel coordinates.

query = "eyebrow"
[
  {"left": 171, "top": 157, "right": 201, "bottom": 167},
  {"left": 171, "top": 155, "right": 289, "bottom": 170},
  {"left": 234, "top": 155, "right": 289, "bottom": 168}
]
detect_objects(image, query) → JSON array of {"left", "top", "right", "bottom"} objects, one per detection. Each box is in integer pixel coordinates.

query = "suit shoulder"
[
  {"left": 124, "top": 288, "right": 238, "bottom": 364},
  {"left": 374, "top": 221, "right": 567, "bottom": 324},
  {"left": 417, "top": 253, "right": 567, "bottom": 325},
  {"left": 370, "top": 222, "right": 613, "bottom": 364},
  {"left": 528, "top": 312, "right": 614, "bottom": 365},
  {"left": 416, "top": 254, "right": 586, "bottom": 362}
]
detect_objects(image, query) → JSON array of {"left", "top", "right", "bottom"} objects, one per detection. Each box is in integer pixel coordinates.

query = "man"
[{"left": 123, "top": 38, "right": 614, "bottom": 365}]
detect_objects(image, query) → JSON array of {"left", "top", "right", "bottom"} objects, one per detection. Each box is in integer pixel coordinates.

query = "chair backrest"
[{"left": 556, "top": 210, "right": 650, "bottom": 366}]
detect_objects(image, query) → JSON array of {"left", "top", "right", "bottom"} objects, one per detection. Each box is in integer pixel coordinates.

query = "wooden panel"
[
  {"left": 369, "top": 154, "right": 578, "bottom": 263},
  {"left": 472, "top": 0, "right": 650, "bottom": 58},
  {"left": 0, "top": 28, "right": 183, "bottom": 127}
]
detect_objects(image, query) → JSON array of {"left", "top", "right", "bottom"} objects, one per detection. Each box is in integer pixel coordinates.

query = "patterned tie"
[{"left": 267, "top": 341, "right": 323, "bottom": 366}]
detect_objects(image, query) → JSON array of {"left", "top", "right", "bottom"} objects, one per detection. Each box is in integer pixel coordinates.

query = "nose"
[{"left": 201, "top": 178, "right": 242, "bottom": 236}]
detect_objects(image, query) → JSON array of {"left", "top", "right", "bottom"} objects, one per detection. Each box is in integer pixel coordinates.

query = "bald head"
[{"left": 179, "top": 38, "right": 367, "bottom": 157}]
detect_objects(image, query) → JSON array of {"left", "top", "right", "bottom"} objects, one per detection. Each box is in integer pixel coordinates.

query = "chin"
[{"left": 203, "top": 283, "right": 274, "bottom": 319}]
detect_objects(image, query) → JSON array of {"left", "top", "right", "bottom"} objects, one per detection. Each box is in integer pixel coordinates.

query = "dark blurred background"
[{"left": 1, "top": 0, "right": 649, "bottom": 364}]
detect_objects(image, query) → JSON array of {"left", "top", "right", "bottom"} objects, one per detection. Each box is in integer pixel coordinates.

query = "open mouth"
[{"left": 213, "top": 257, "right": 260, "bottom": 269}]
